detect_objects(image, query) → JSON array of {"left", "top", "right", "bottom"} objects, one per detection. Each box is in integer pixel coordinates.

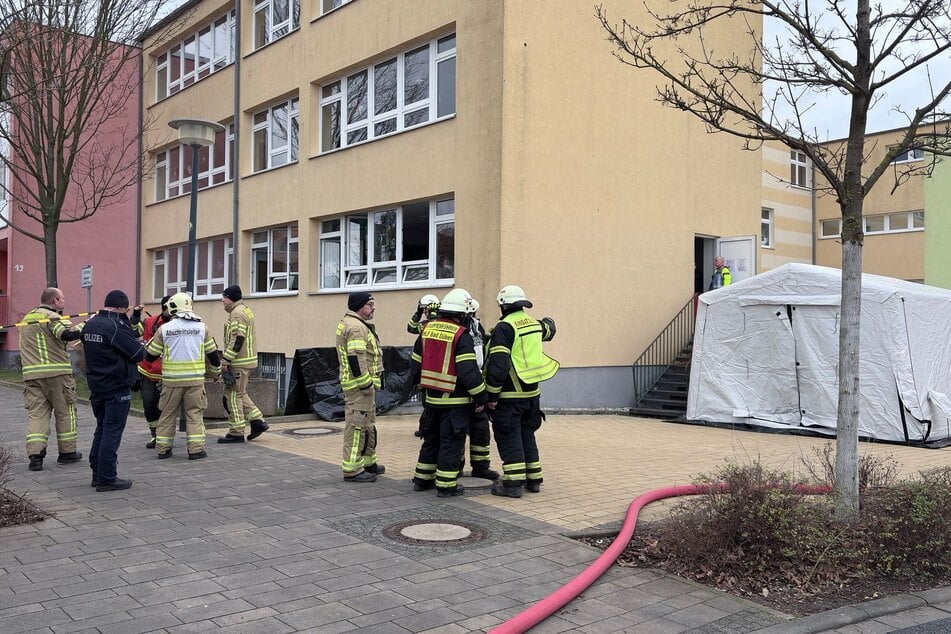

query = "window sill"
[
  {"left": 310, "top": 114, "right": 456, "bottom": 160},
  {"left": 248, "top": 291, "right": 299, "bottom": 299},
  {"left": 244, "top": 160, "right": 299, "bottom": 180},
  {"left": 312, "top": 281, "right": 455, "bottom": 296},
  {"left": 145, "top": 178, "right": 234, "bottom": 207},
  {"left": 244, "top": 26, "right": 301, "bottom": 60},
  {"left": 148, "top": 61, "right": 235, "bottom": 108}
]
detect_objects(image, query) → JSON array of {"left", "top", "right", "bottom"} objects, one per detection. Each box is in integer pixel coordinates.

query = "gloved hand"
[
  {"left": 540, "top": 316, "right": 556, "bottom": 337},
  {"left": 130, "top": 378, "right": 142, "bottom": 392}
]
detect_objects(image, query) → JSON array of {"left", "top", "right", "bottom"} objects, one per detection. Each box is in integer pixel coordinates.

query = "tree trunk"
[
  {"left": 835, "top": 233, "right": 862, "bottom": 520},
  {"left": 44, "top": 217, "right": 57, "bottom": 288}
]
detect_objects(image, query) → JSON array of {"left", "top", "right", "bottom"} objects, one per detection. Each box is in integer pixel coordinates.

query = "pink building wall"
[{"left": 0, "top": 46, "right": 140, "bottom": 359}]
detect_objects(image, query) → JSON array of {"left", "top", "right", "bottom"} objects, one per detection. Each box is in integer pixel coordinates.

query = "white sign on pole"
[{"left": 81, "top": 265, "right": 93, "bottom": 289}]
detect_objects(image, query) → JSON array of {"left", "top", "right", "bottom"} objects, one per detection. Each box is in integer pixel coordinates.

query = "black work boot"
[
  {"left": 437, "top": 484, "right": 465, "bottom": 498},
  {"left": 413, "top": 479, "right": 435, "bottom": 492},
  {"left": 526, "top": 481, "right": 542, "bottom": 493},
  {"left": 247, "top": 419, "right": 269, "bottom": 441},
  {"left": 28, "top": 455, "right": 44, "bottom": 471},
  {"left": 471, "top": 466, "right": 500, "bottom": 480},
  {"left": 157, "top": 449, "right": 172, "bottom": 459},
  {"left": 57, "top": 451, "right": 83, "bottom": 464},
  {"left": 491, "top": 482, "right": 523, "bottom": 498},
  {"left": 188, "top": 451, "right": 207, "bottom": 460},
  {"left": 217, "top": 434, "right": 245, "bottom": 444},
  {"left": 364, "top": 463, "right": 386, "bottom": 475},
  {"left": 146, "top": 428, "right": 157, "bottom": 449},
  {"left": 344, "top": 471, "right": 377, "bottom": 483}
]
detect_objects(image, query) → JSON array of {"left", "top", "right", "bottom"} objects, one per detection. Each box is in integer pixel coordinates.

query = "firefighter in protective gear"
[
  {"left": 144, "top": 292, "right": 221, "bottom": 460},
  {"left": 20, "top": 287, "right": 85, "bottom": 471},
  {"left": 407, "top": 293, "right": 440, "bottom": 335},
  {"left": 131, "top": 295, "right": 171, "bottom": 448},
  {"left": 218, "top": 285, "right": 268, "bottom": 443},
  {"left": 485, "top": 285, "right": 558, "bottom": 498},
  {"left": 410, "top": 288, "right": 488, "bottom": 497},
  {"left": 336, "top": 291, "right": 385, "bottom": 482},
  {"left": 461, "top": 296, "right": 498, "bottom": 480}
]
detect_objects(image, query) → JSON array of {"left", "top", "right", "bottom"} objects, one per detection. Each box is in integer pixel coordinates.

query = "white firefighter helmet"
[
  {"left": 419, "top": 293, "right": 440, "bottom": 307},
  {"left": 466, "top": 297, "right": 480, "bottom": 314},
  {"left": 497, "top": 284, "right": 533, "bottom": 308},
  {"left": 167, "top": 291, "right": 193, "bottom": 316},
  {"left": 440, "top": 288, "right": 471, "bottom": 314}
]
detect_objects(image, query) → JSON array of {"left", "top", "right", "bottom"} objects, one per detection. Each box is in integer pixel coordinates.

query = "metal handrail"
[{"left": 632, "top": 295, "right": 697, "bottom": 405}]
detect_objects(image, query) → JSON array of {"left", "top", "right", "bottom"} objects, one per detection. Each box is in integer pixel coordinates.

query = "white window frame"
[
  {"left": 761, "top": 207, "right": 773, "bottom": 248},
  {"left": 250, "top": 224, "right": 299, "bottom": 295},
  {"left": 252, "top": 98, "right": 299, "bottom": 173},
  {"left": 151, "top": 236, "right": 233, "bottom": 300},
  {"left": 818, "top": 211, "right": 925, "bottom": 239},
  {"left": 320, "top": 0, "right": 353, "bottom": 16},
  {"left": 253, "top": 0, "right": 301, "bottom": 51},
  {"left": 790, "top": 150, "right": 810, "bottom": 188},
  {"left": 319, "top": 33, "right": 456, "bottom": 153},
  {"left": 154, "top": 123, "right": 234, "bottom": 201},
  {"left": 892, "top": 146, "right": 925, "bottom": 163},
  {"left": 318, "top": 197, "right": 455, "bottom": 291},
  {"left": 155, "top": 10, "right": 235, "bottom": 101}
]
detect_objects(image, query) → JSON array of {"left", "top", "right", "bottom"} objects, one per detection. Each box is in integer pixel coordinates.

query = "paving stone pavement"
[{"left": 3, "top": 383, "right": 951, "bottom": 633}]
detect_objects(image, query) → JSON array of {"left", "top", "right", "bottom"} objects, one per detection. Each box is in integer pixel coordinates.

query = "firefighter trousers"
[
  {"left": 490, "top": 397, "right": 544, "bottom": 488},
  {"left": 225, "top": 367, "right": 263, "bottom": 435},
  {"left": 24, "top": 375, "right": 78, "bottom": 457},
  {"left": 155, "top": 385, "right": 207, "bottom": 455},
  {"left": 341, "top": 390, "right": 379, "bottom": 476},
  {"left": 413, "top": 407, "right": 469, "bottom": 492}
]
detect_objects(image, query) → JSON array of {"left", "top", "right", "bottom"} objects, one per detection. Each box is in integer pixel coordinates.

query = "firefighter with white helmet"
[
  {"left": 461, "top": 295, "right": 499, "bottom": 480},
  {"left": 407, "top": 293, "right": 441, "bottom": 335},
  {"left": 485, "top": 284, "right": 558, "bottom": 497},
  {"left": 410, "top": 288, "right": 488, "bottom": 497},
  {"left": 144, "top": 291, "right": 221, "bottom": 460}
]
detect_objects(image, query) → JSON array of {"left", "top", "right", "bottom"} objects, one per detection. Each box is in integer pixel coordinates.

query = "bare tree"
[
  {"left": 597, "top": 0, "right": 951, "bottom": 519},
  {"left": 0, "top": 0, "right": 187, "bottom": 287}
]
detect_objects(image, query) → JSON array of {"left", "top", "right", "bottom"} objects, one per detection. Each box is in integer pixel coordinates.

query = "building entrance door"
[{"left": 716, "top": 235, "right": 757, "bottom": 285}]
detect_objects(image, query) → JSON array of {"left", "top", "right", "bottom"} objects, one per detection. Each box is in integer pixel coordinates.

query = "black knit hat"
[
  {"left": 348, "top": 291, "right": 373, "bottom": 311},
  {"left": 222, "top": 285, "right": 242, "bottom": 302},
  {"left": 104, "top": 290, "right": 130, "bottom": 309}
]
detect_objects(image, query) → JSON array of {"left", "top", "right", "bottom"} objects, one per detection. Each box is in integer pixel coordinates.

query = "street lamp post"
[
  {"left": 169, "top": 118, "right": 224, "bottom": 431},
  {"left": 169, "top": 119, "right": 225, "bottom": 293}
]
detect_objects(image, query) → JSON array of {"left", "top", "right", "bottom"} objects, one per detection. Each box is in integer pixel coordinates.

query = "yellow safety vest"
[{"left": 502, "top": 311, "right": 559, "bottom": 384}]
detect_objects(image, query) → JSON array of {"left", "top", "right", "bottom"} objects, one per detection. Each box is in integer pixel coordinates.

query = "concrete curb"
[{"left": 751, "top": 586, "right": 951, "bottom": 633}]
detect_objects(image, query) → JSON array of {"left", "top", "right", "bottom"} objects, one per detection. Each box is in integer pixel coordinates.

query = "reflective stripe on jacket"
[
  {"left": 418, "top": 320, "right": 465, "bottom": 392},
  {"left": 19, "top": 306, "right": 76, "bottom": 379},
  {"left": 223, "top": 301, "right": 257, "bottom": 368},
  {"left": 336, "top": 312, "right": 381, "bottom": 392},
  {"left": 146, "top": 318, "right": 218, "bottom": 386}
]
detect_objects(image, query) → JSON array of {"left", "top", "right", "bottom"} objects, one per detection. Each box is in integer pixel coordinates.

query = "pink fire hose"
[{"left": 490, "top": 483, "right": 830, "bottom": 634}]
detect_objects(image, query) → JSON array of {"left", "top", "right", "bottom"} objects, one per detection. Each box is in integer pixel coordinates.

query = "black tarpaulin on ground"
[{"left": 284, "top": 347, "right": 415, "bottom": 421}]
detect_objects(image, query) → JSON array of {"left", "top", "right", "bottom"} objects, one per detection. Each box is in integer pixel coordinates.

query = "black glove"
[
  {"left": 130, "top": 378, "right": 142, "bottom": 392},
  {"left": 541, "top": 317, "right": 556, "bottom": 337}
]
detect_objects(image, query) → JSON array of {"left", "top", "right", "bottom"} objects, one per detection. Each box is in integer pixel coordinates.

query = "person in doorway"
[
  {"left": 218, "top": 285, "right": 268, "bottom": 443},
  {"left": 336, "top": 291, "right": 385, "bottom": 482},
  {"left": 19, "top": 287, "right": 85, "bottom": 471},
  {"left": 710, "top": 256, "right": 732, "bottom": 290},
  {"left": 81, "top": 290, "right": 146, "bottom": 491}
]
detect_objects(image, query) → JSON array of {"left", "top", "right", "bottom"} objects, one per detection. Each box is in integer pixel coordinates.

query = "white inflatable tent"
[{"left": 686, "top": 263, "right": 951, "bottom": 444}]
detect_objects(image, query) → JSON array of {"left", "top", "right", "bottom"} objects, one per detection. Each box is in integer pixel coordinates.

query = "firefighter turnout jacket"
[
  {"left": 223, "top": 300, "right": 257, "bottom": 369},
  {"left": 411, "top": 317, "right": 487, "bottom": 407},
  {"left": 484, "top": 309, "right": 558, "bottom": 401},
  {"left": 145, "top": 316, "right": 220, "bottom": 386},
  {"left": 336, "top": 311, "right": 381, "bottom": 392},
  {"left": 19, "top": 305, "right": 84, "bottom": 379},
  {"left": 137, "top": 313, "right": 170, "bottom": 381}
]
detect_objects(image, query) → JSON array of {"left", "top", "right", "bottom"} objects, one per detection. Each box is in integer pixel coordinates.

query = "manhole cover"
[
  {"left": 383, "top": 519, "right": 487, "bottom": 545},
  {"left": 282, "top": 426, "right": 340, "bottom": 437}
]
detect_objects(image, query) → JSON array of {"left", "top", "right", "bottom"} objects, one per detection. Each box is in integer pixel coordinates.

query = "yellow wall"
[
  {"left": 140, "top": 0, "right": 765, "bottom": 370},
  {"left": 760, "top": 141, "right": 813, "bottom": 270},
  {"left": 815, "top": 129, "right": 925, "bottom": 280}
]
